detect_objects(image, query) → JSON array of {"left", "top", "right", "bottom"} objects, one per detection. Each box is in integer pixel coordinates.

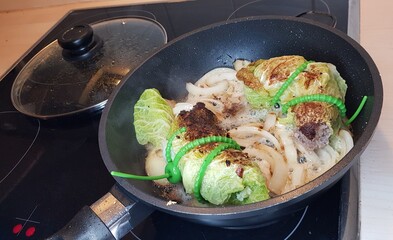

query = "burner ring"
[
  {"left": 0, "top": 111, "right": 40, "bottom": 185},
  {"left": 296, "top": 11, "right": 337, "bottom": 28}
]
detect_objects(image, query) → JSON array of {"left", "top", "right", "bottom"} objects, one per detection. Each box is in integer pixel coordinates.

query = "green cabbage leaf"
[
  {"left": 244, "top": 85, "right": 272, "bottom": 109},
  {"left": 176, "top": 146, "right": 270, "bottom": 205},
  {"left": 134, "top": 88, "right": 175, "bottom": 147}
]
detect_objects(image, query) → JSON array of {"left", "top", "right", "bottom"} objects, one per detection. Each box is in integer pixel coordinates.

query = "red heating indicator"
[
  {"left": 12, "top": 224, "right": 23, "bottom": 234},
  {"left": 13, "top": 224, "right": 36, "bottom": 237},
  {"left": 12, "top": 205, "right": 39, "bottom": 238}
]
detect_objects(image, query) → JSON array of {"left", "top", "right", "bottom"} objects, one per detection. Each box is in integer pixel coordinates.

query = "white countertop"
[
  {"left": 358, "top": 1, "right": 393, "bottom": 239},
  {"left": 0, "top": 1, "right": 392, "bottom": 239}
]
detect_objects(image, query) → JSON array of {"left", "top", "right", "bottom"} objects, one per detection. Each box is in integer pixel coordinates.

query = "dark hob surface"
[{"left": 0, "top": 0, "right": 357, "bottom": 239}]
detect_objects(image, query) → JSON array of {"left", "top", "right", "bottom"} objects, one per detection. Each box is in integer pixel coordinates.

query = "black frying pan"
[{"left": 49, "top": 16, "right": 382, "bottom": 239}]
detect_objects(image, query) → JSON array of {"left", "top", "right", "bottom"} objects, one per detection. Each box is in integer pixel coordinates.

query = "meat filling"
[
  {"left": 294, "top": 122, "right": 332, "bottom": 150},
  {"left": 178, "top": 102, "right": 226, "bottom": 141}
]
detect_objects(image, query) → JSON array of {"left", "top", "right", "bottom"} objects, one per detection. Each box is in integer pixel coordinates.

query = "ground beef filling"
[
  {"left": 294, "top": 122, "right": 332, "bottom": 151},
  {"left": 177, "top": 102, "right": 226, "bottom": 141}
]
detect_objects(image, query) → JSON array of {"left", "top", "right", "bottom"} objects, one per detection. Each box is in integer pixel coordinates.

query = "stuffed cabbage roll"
[
  {"left": 136, "top": 89, "right": 270, "bottom": 205},
  {"left": 171, "top": 102, "right": 270, "bottom": 205},
  {"left": 236, "top": 55, "right": 348, "bottom": 150}
]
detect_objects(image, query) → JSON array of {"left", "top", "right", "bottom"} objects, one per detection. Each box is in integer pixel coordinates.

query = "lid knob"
[{"left": 58, "top": 24, "right": 103, "bottom": 61}]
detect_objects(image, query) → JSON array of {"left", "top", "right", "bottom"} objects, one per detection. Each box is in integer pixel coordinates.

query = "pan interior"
[{"left": 100, "top": 17, "right": 381, "bottom": 215}]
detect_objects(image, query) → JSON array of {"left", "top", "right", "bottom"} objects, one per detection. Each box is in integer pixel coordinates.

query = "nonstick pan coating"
[{"left": 99, "top": 16, "right": 382, "bottom": 228}]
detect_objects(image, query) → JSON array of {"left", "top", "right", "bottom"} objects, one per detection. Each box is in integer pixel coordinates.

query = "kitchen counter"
[{"left": 0, "top": 1, "right": 392, "bottom": 239}]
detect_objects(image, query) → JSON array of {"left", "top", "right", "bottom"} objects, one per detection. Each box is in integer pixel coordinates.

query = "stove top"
[{"left": 0, "top": 1, "right": 358, "bottom": 239}]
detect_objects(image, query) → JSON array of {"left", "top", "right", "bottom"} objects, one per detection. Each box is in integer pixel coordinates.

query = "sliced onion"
[
  {"left": 276, "top": 127, "right": 298, "bottom": 165},
  {"left": 229, "top": 125, "right": 280, "bottom": 149},
  {"left": 316, "top": 147, "right": 333, "bottom": 165},
  {"left": 263, "top": 113, "right": 276, "bottom": 132},
  {"left": 193, "top": 99, "right": 225, "bottom": 121},
  {"left": 291, "top": 165, "right": 306, "bottom": 189},
  {"left": 245, "top": 143, "right": 289, "bottom": 195},
  {"left": 244, "top": 146, "right": 272, "bottom": 184},
  {"left": 339, "top": 129, "right": 354, "bottom": 154},
  {"left": 145, "top": 147, "right": 169, "bottom": 186},
  {"left": 275, "top": 128, "right": 306, "bottom": 189},
  {"left": 173, "top": 102, "right": 194, "bottom": 115},
  {"left": 199, "top": 99, "right": 225, "bottom": 112},
  {"left": 233, "top": 59, "right": 251, "bottom": 71},
  {"left": 336, "top": 134, "right": 347, "bottom": 158},
  {"left": 195, "top": 67, "right": 237, "bottom": 85},
  {"left": 186, "top": 80, "right": 229, "bottom": 97},
  {"left": 257, "top": 159, "right": 272, "bottom": 184},
  {"left": 323, "top": 144, "right": 340, "bottom": 163},
  {"left": 295, "top": 140, "right": 320, "bottom": 163}
]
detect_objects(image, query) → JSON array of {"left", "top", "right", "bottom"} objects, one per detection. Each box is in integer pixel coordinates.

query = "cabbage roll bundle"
[
  {"left": 135, "top": 89, "right": 269, "bottom": 205},
  {"left": 171, "top": 102, "right": 270, "bottom": 205},
  {"left": 236, "top": 55, "right": 348, "bottom": 150}
]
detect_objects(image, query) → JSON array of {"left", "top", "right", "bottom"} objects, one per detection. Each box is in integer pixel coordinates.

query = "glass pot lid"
[{"left": 11, "top": 17, "right": 167, "bottom": 119}]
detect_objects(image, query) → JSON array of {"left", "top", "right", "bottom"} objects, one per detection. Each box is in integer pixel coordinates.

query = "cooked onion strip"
[
  {"left": 233, "top": 59, "right": 251, "bottom": 71},
  {"left": 334, "top": 134, "right": 347, "bottom": 158},
  {"left": 323, "top": 145, "right": 340, "bottom": 163},
  {"left": 291, "top": 165, "right": 306, "bottom": 189},
  {"left": 186, "top": 81, "right": 229, "bottom": 97},
  {"left": 263, "top": 113, "right": 276, "bottom": 131},
  {"left": 276, "top": 126, "right": 297, "bottom": 164},
  {"left": 229, "top": 125, "right": 280, "bottom": 150},
  {"left": 194, "top": 67, "right": 238, "bottom": 85},
  {"left": 339, "top": 129, "right": 354, "bottom": 154},
  {"left": 173, "top": 102, "right": 194, "bottom": 115},
  {"left": 199, "top": 99, "right": 225, "bottom": 116},
  {"left": 294, "top": 140, "right": 320, "bottom": 164},
  {"left": 245, "top": 143, "right": 288, "bottom": 194},
  {"left": 145, "top": 147, "right": 170, "bottom": 186},
  {"left": 316, "top": 147, "right": 333, "bottom": 165}
]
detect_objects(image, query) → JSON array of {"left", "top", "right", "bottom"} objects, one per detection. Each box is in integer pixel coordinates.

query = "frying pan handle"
[{"left": 47, "top": 185, "right": 154, "bottom": 240}]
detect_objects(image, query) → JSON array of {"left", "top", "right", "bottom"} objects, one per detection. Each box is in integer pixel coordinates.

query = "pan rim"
[{"left": 99, "top": 15, "right": 383, "bottom": 217}]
